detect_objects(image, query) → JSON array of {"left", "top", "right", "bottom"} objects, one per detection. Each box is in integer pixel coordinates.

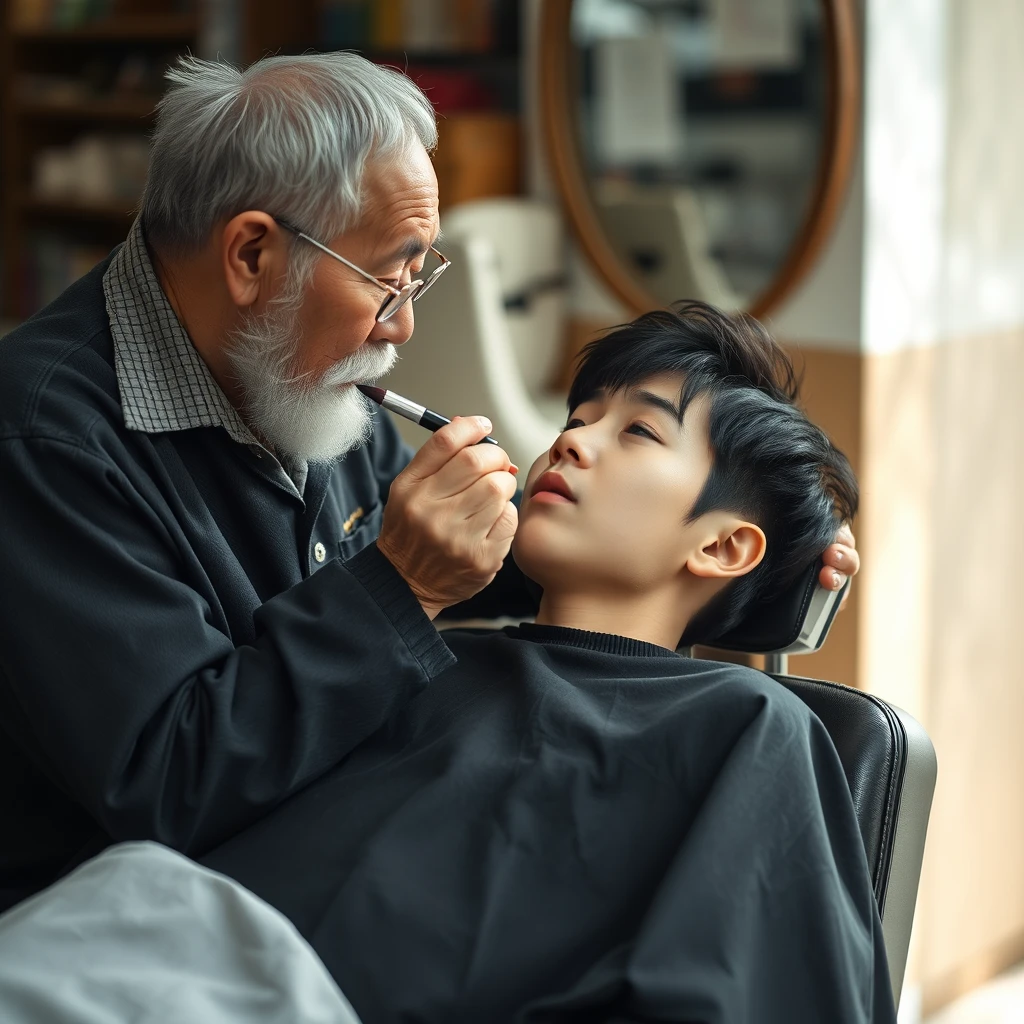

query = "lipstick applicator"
[{"left": 356, "top": 385, "right": 499, "bottom": 446}]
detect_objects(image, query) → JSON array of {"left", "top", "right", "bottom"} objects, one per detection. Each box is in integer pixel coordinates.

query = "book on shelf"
[
  {"left": 12, "top": 0, "right": 117, "bottom": 30},
  {"left": 319, "top": 0, "right": 500, "bottom": 54}
]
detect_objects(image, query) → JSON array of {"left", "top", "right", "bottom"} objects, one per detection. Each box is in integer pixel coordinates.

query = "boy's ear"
[{"left": 686, "top": 517, "right": 766, "bottom": 580}]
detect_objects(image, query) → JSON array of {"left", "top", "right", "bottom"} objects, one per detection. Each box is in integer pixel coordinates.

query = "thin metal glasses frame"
[{"left": 275, "top": 217, "right": 451, "bottom": 322}]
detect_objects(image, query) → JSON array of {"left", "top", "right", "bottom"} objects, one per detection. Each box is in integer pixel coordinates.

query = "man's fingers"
[
  {"left": 819, "top": 564, "right": 847, "bottom": 592},
  {"left": 486, "top": 500, "right": 519, "bottom": 543},
  {"left": 822, "top": 541, "right": 860, "bottom": 578},
  {"left": 431, "top": 442, "right": 516, "bottom": 500},
  {"left": 459, "top": 469, "right": 519, "bottom": 521},
  {"left": 401, "top": 416, "right": 495, "bottom": 481}
]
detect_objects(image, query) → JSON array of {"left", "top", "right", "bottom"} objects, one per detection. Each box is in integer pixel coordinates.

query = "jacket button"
[{"left": 313, "top": 542, "right": 327, "bottom": 563}]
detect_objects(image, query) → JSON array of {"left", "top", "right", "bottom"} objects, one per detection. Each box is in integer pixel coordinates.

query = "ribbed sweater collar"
[{"left": 506, "top": 622, "right": 678, "bottom": 659}]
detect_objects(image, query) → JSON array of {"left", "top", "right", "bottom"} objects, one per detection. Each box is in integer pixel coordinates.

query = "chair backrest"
[
  {"left": 712, "top": 560, "right": 848, "bottom": 656},
  {"left": 773, "top": 673, "right": 936, "bottom": 1006},
  {"left": 708, "top": 563, "right": 938, "bottom": 1007}
]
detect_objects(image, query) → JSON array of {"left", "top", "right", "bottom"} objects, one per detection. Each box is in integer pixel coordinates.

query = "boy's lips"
[{"left": 530, "top": 471, "right": 575, "bottom": 503}]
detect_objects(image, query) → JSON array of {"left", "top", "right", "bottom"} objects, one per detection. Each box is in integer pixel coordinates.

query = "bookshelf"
[
  {"left": 0, "top": 0, "right": 524, "bottom": 318},
  {"left": 334, "top": 0, "right": 524, "bottom": 212},
  {"left": 0, "top": 1, "right": 200, "bottom": 317},
  {"left": 12, "top": 13, "right": 200, "bottom": 41}
]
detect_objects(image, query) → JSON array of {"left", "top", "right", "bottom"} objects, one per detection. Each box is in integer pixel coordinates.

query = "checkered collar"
[
  {"left": 102, "top": 217, "right": 307, "bottom": 497},
  {"left": 103, "top": 216, "right": 258, "bottom": 447}
]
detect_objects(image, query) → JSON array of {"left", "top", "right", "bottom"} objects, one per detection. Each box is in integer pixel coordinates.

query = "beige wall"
[
  {"left": 859, "top": 331, "right": 1024, "bottom": 1011},
  {"left": 779, "top": 332, "right": 1024, "bottom": 1015},
  {"left": 789, "top": 327, "right": 1024, "bottom": 1015},
  {"left": 916, "top": 329, "right": 1024, "bottom": 1010},
  {"left": 784, "top": 0, "right": 1024, "bottom": 1011},
  {"left": 865, "top": 0, "right": 1024, "bottom": 1010}
]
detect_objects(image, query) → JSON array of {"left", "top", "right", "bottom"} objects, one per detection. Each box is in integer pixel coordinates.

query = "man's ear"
[
  {"left": 220, "top": 211, "right": 286, "bottom": 309},
  {"left": 686, "top": 517, "right": 766, "bottom": 580}
]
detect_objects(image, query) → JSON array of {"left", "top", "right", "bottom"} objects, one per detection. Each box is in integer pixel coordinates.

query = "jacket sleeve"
[{"left": 0, "top": 434, "right": 455, "bottom": 854}]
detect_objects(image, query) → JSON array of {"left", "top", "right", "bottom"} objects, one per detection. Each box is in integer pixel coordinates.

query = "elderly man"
[{"left": 0, "top": 53, "right": 856, "bottom": 912}]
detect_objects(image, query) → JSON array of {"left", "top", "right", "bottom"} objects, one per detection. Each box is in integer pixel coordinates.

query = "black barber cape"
[{"left": 204, "top": 624, "right": 897, "bottom": 1024}]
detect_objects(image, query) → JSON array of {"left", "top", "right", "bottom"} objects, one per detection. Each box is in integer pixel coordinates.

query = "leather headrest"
[{"left": 710, "top": 561, "right": 848, "bottom": 655}]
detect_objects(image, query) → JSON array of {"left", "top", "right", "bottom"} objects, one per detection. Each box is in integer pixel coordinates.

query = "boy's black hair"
[{"left": 568, "top": 300, "right": 858, "bottom": 647}]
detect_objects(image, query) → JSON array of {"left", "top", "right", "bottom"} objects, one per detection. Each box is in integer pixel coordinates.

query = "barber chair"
[
  {"left": 698, "top": 568, "right": 938, "bottom": 1009},
  {"left": 592, "top": 183, "right": 744, "bottom": 313}
]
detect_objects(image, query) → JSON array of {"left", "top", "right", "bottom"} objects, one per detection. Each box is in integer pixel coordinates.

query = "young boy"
[{"left": 203, "top": 302, "right": 894, "bottom": 1023}]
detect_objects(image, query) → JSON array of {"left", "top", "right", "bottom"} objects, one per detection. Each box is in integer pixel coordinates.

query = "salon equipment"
[
  {"left": 537, "top": 0, "right": 860, "bottom": 320},
  {"left": 381, "top": 198, "right": 568, "bottom": 472},
  {"left": 706, "top": 564, "right": 937, "bottom": 1007}
]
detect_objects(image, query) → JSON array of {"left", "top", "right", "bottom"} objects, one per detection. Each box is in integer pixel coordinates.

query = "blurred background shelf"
[
  {"left": 14, "top": 94, "right": 160, "bottom": 120},
  {"left": 0, "top": 0, "right": 523, "bottom": 319},
  {"left": 11, "top": 14, "right": 200, "bottom": 42},
  {"left": 18, "top": 195, "right": 139, "bottom": 222}
]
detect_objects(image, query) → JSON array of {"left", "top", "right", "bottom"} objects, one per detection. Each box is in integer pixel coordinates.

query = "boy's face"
[{"left": 513, "top": 372, "right": 720, "bottom": 596}]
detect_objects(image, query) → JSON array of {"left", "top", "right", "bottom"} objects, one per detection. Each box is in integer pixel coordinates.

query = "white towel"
[{"left": 0, "top": 841, "right": 362, "bottom": 1024}]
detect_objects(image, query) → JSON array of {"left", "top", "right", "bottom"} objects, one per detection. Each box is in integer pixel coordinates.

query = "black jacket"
[{"left": 0, "top": 256, "right": 531, "bottom": 911}]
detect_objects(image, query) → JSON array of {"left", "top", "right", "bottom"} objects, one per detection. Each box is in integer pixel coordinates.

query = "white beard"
[{"left": 226, "top": 287, "right": 398, "bottom": 464}]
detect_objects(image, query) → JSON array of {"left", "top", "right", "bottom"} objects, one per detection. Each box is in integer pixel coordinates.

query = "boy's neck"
[{"left": 534, "top": 587, "right": 693, "bottom": 651}]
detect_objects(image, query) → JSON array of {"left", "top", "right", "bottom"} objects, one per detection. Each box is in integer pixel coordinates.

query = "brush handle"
[
  {"left": 419, "top": 409, "right": 499, "bottom": 446},
  {"left": 378, "top": 391, "right": 499, "bottom": 446}
]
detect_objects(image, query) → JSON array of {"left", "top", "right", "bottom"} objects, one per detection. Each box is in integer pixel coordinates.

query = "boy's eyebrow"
[{"left": 625, "top": 388, "right": 684, "bottom": 423}]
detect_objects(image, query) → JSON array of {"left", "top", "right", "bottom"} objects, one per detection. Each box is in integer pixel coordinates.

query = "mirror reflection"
[{"left": 572, "top": 0, "right": 827, "bottom": 309}]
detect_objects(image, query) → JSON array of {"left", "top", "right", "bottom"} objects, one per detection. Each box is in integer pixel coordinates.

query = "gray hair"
[{"left": 141, "top": 52, "right": 438, "bottom": 256}]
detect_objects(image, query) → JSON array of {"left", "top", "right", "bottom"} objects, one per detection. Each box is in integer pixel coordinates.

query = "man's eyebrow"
[
  {"left": 382, "top": 230, "right": 444, "bottom": 266},
  {"left": 625, "top": 388, "right": 684, "bottom": 423}
]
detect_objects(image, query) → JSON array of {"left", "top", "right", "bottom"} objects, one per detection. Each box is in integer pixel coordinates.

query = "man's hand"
[
  {"left": 377, "top": 416, "right": 519, "bottom": 620},
  {"left": 820, "top": 522, "right": 859, "bottom": 611}
]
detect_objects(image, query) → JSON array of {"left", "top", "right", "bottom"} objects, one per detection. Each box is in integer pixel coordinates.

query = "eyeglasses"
[{"left": 275, "top": 217, "right": 450, "bottom": 323}]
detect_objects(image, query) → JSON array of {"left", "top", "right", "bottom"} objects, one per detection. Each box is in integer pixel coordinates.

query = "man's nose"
[{"left": 369, "top": 301, "right": 415, "bottom": 347}]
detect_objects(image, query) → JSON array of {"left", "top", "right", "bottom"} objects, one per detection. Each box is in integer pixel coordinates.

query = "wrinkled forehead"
[{"left": 360, "top": 146, "right": 439, "bottom": 226}]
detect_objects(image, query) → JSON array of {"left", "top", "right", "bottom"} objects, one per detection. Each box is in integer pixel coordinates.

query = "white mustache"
[{"left": 318, "top": 342, "right": 399, "bottom": 390}]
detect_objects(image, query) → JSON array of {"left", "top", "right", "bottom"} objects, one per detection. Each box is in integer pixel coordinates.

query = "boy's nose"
[{"left": 549, "top": 431, "right": 589, "bottom": 466}]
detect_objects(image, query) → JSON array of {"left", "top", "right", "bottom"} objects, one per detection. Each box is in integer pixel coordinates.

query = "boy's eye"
[
  {"left": 626, "top": 422, "right": 659, "bottom": 441},
  {"left": 562, "top": 418, "right": 659, "bottom": 441}
]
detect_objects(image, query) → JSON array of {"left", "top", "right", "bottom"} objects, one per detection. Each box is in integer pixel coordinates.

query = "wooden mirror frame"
[{"left": 539, "top": 0, "right": 861, "bottom": 319}]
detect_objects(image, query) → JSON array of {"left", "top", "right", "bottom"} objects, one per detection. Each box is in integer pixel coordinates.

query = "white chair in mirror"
[
  {"left": 593, "top": 182, "right": 744, "bottom": 313},
  {"left": 381, "top": 198, "right": 570, "bottom": 474}
]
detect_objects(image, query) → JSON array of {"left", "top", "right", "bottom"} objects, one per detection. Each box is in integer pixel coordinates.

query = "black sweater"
[
  {"left": 203, "top": 623, "right": 897, "bottom": 1024},
  {"left": 0, "top": 256, "right": 532, "bottom": 911}
]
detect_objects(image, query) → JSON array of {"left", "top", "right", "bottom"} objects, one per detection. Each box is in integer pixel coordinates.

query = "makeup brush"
[{"left": 356, "top": 385, "right": 499, "bottom": 446}]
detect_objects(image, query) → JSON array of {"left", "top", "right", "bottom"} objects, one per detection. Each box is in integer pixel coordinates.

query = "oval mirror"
[{"left": 539, "top": 0, "right": 859, "bottom": 318}]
